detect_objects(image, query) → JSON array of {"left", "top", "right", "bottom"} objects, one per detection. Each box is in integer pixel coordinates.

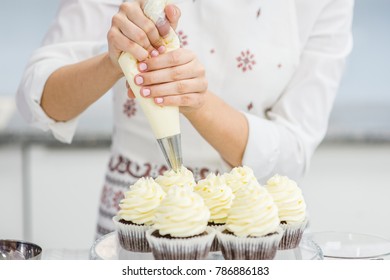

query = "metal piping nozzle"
[{"left": 157, "top": 134, "right": 183, "bottom": 171}]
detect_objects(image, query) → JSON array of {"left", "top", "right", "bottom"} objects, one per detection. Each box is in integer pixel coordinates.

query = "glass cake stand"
[{"left": 90, "top": 232, "right": 323, "bottom": 260}]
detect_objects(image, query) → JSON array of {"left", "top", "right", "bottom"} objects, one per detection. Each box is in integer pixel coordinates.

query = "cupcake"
[
  {"left": 265, "top": 174, "right": 308, "bottom": 250},
  {"left": 146, "top": 185, "right": 216, "bottom": 260},
  {"left": 194, "top": 173, "right": 235, "bottom": 251},
  {"left": 155, "top": 166, "right": 196, "bottom": 193},
  {"left": 223, "top": 166, "right": 259, "bottom": 194},
  {"left": 217, "top": 180, "right": 283, "bottom": 260},
  {"left": 113, "top": 177, "right": 166, "bottom": 252}
]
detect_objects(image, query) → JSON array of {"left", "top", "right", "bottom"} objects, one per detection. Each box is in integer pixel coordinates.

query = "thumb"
[
  {"left": 165, "top": 5, "right": 181, "bottom": 30},
  {"left": 156, "top": 5, "right": 181, "bottom": 38}
]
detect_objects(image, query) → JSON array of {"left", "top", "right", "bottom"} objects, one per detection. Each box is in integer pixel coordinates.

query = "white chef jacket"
[{"left": 16, "top": 0, "right": 353, "bottom": 236}]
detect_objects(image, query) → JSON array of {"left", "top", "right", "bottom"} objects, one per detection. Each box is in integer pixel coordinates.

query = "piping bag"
[{"left": 118, "top": 0, "right": 182, "bottom": 171}]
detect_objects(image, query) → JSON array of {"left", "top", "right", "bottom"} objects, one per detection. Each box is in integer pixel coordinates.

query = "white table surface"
[{"left": 42, "top": 249, "right": 90, "bottom": 260}]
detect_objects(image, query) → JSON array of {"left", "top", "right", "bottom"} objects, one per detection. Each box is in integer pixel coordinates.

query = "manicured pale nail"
[
  {"left": 155, "top": 97, "right": 164, "bottom": 104},
  {"left": 139, "top": 63, "right": 147, "bottom": 71},
  {"left": 142, "top": 88, "right": 151, "bottom": 97},
  {"left": 135, "top": 76, "right": 143, "bottom": 85},
  {"left": 171, "top": 6, "right": 177, "bottom": 17},
  {"left": 156, "top": 17, "right": 168, "bottom": 27},
  {"left": 158, "top": 46, "right": 166, "bottom": 53},
  {"left": 151, "top": 50, "right": 159, "bottom": 57}
]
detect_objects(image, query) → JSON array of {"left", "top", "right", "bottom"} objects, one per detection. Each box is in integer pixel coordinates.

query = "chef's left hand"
[{"left": 130, "top": 48, "right": 208, "bottom": 113}]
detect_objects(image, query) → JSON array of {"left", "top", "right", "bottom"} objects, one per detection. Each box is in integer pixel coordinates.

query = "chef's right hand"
[{"left": 107, "top": 1, "right": 181, "bottom": 70}]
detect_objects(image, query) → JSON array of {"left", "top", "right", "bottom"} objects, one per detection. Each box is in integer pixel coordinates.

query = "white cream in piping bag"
[{"left": 118, "top": 0, "right": 181, "bottom": 139}]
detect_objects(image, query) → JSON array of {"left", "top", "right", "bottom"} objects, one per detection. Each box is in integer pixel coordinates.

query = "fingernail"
[
  {"left": 156, "top": 17, "right": 168, "bottom": 27},
  {"left": 151, "top": 50, "right": 159, "bottom": 57},
  {"left": 139, "top": 63, "right": 147, "bottom": 71},
  {"left": 135, "top": 76, "right": 144, "bottom": 85},
  {"left": 158, "top": 45, "right": 166, "bottom": 53},
  {"left": 155, "top": 97, "right": 164, "bottom": 104},
  {"left": 171, "top": 6, "right": 177, "bottom": 17},
  {"left": 142, "top": 88, "right": 151, "bottom": 97}
]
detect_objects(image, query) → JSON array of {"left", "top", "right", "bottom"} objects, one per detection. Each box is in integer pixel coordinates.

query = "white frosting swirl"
[
  {"left": 155, "top": 166, "right": 196, "bottom": 193},
  {"left": 265, "top": 174, "right": 306, "bottom": 224},
  {"left": 118, "top": 177, "right": 166, "bottom": 225},
  {"left": 194, "top": 173, "right": 235, "bottom": 224},
  {"left": 153, "top": 186, "right": 210, "bottom": 237},
  {"left": 223, "top": 166, "right": 259, "bottom": 193},
  {"left": 226, "top": 181, "right": 280, "bottom": 237}
]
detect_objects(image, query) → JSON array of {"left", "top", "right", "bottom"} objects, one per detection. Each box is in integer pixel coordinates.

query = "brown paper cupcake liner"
[
  {"left": 113, "top": 216, "right": 152, "bottom": 252},
  {"left": 145, "top": 227, "right": 216, "bottom": 260},
  {"left": 217, "top": 226, "right": 284, "bottom": 260},
  {"left": 207, "top": 224, "right": 225, "bottom": 251},
  {"left": 278, "top": 218, "right": 309, "bottom": 250}
]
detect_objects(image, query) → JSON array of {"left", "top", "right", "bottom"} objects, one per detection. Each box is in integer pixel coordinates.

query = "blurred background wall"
[{"left": 1, "top": 0, "right": 389, "bottom": 255}]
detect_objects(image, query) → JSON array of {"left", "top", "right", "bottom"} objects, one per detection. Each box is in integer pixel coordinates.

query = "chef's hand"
[
  {"left": 107, "top": 1, "right": 181, "bottom": 68},
  {"left": 129, "top": 48, "right": 208, "bottom": 114}
]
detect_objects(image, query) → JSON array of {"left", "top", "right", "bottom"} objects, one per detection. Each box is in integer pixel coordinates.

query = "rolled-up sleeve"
[
  {"left": 242, "top": 0, "right": 354, "bottom": 182},
  {"left": 16, "top": 0, "right": 120, "bottom": 143}
]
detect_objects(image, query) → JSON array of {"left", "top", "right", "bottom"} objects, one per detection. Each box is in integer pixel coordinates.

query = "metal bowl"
[{"left": 0, "top": 240, "right": 42, "bottom": 260}]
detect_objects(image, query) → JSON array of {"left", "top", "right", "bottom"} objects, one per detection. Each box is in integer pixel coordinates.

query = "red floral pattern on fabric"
[
  {"left": 100, "top": 185, "right": 110, "bottom": 206},
  {"left": 109, "top": 155, "right": 155, "bottom": 178},
  {"left": 100, "top": 184, "right": 125, "bottom": 210},
  {"left": 100, "top": 185, "right": 125, "bottom": 211},
  {"left": 257, "top": 8, "right": 261, "bottom": 18},
  {"left": 177, "top": 30, "right": 188, "bottom": 48},
  {"left": 123, "top": 99, "right": 137, "bottom": 118},
  {"left": 247, "top": 102, "right": 254, "bottom": 112},
  {"left": 112, "top": 191, "right": 125, "bottom": 212},
  {"left": 108, "top": 154, "right": 220, "bottom": 182},
  {"left": 237, "top": 50, "right": 256, "bottom": 72}
]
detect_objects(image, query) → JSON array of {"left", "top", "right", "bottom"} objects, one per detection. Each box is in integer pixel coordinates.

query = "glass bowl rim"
[{"left": 308, "top": 231, "right": 390, "bottom": 259}]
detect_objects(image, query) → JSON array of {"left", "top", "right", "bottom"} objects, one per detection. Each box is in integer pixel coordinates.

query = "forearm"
[
  {"left": 184, "top": 91, "right": 249, "bottom": 167},
  {"left": 41, "top": 53, "right": 123, "bottom": 121}
]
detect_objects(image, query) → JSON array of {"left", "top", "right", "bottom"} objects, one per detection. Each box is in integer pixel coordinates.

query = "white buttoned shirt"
[{"left": 16, "top": 0, "right": 353, "bottom": 183}]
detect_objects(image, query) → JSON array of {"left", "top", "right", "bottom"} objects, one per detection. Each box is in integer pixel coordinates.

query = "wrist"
[{"left": 103, "top": 52, "right": 124, "bottom": 80}]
